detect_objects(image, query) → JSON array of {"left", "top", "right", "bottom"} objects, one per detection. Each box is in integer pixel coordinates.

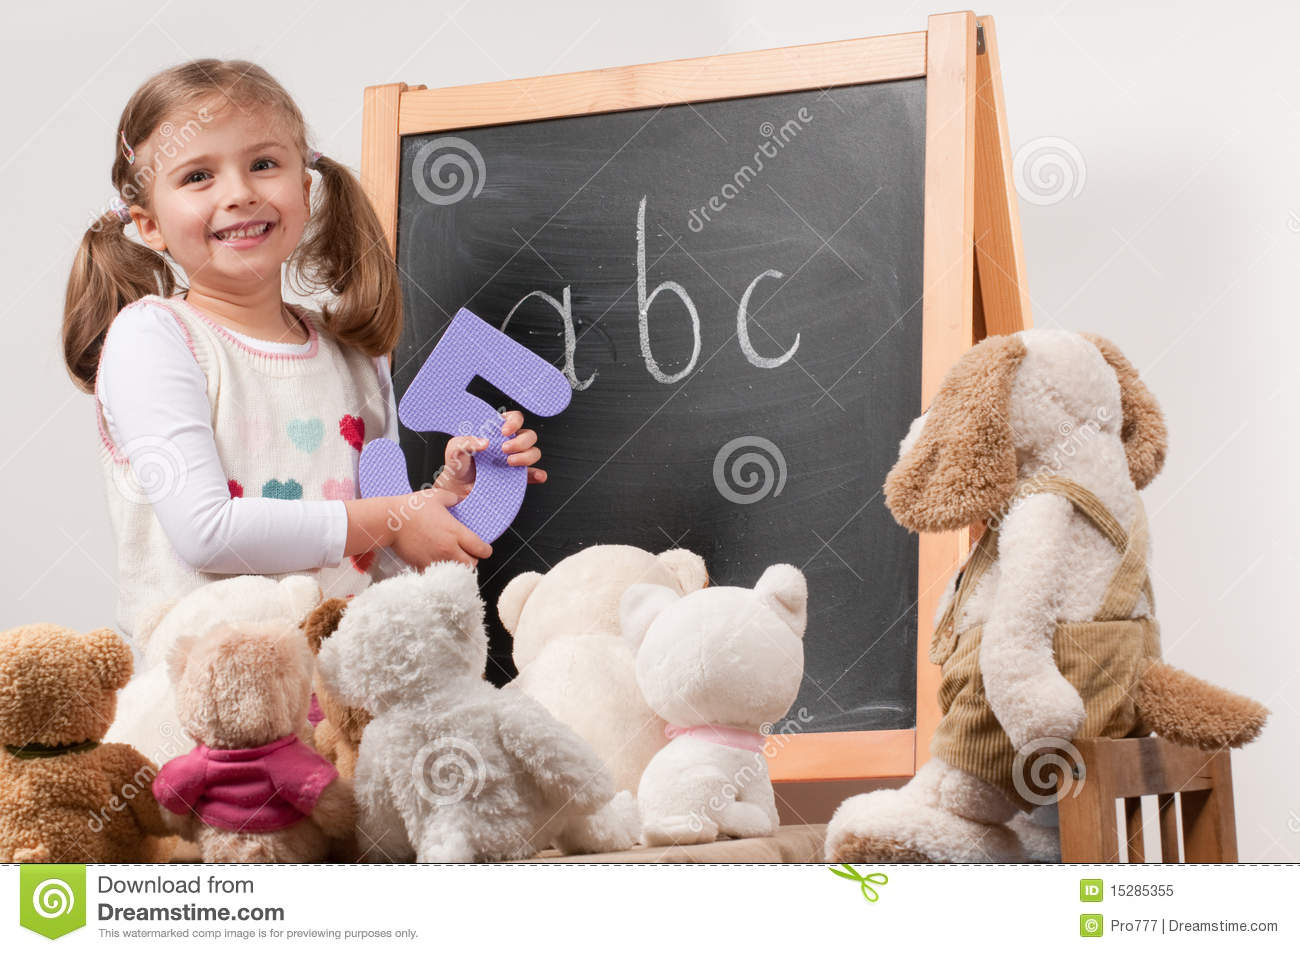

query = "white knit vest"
[{"left": 95, "top": 293, "right": 390, "bottom": 640}]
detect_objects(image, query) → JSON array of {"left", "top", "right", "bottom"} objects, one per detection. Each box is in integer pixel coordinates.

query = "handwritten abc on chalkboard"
[{"left": 359, "top": 12, "right": 1031, "bottom": 783}]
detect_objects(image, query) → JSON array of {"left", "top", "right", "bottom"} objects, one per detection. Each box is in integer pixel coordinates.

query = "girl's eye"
[{"left": 183, "top": 158, "right": 276, "bottom": 184}]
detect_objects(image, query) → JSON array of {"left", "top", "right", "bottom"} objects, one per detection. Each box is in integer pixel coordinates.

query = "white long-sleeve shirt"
[{"left": 96, "top": 300, "right": 400, "bottom": 574}]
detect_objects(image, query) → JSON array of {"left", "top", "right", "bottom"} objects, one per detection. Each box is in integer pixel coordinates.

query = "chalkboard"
[
  {"left": 364, "top": 15, "right": 1032, "bottom": 780},
  {"left": 390, "top": 79, "right": 925, "bottom": 735}
]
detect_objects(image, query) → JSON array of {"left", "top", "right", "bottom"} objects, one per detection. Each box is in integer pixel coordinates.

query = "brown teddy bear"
[
  {"left": 153, "top": 620, "right": 356, "bottom": 863},
  {"left": 301, "top": 598, "right": 370, "bottom": 779},
  {"left": 0, "top": 624, "right": 174, "bottom": 863}
]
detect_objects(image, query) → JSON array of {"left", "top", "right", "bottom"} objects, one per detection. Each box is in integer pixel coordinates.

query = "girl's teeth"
[{"left": 215, "top": 223, "right": 271, "bottom": 241}]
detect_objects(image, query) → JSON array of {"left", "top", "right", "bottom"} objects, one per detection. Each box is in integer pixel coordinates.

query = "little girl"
[{"left": 62, "top": 59, "right": 545, "bottom": 642}]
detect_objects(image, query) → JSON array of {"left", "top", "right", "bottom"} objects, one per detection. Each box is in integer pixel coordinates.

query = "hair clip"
[
  {"left": 120, "top": 130, "right": 135, "bottom": 165},
  {"left": 108, "top": 195, "right": 132, "bottom": 224},
  {"left": 307, "top": 150, "right": 323, "bottom": 170}
]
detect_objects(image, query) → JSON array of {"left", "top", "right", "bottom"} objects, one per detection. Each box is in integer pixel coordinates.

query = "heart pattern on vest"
[
  {"left": 322, "top": 478, "right": 356, "bottom": 501},
  {"left": 339, "top": 414, "right": 365, "bottom": 452},
  {"left": 288, "top": 418, "right": 324, "bottom": 453},
  {"left": 261, "top": 479, "right": 303, "bottom": 500}
]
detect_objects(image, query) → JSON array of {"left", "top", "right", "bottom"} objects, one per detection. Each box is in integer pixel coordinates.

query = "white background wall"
[{"left": 2, "top": 1, "right": 1296, "bottom": 861}]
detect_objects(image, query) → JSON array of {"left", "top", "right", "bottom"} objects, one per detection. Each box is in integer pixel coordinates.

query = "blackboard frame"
[{"left": 357, "top": 11, "right": 1031, "bottom": 783}]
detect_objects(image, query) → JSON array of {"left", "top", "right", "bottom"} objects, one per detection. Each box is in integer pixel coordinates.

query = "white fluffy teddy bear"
[
  {"left": 316, "top": 561, "right": 639, "bottom": 862},
  {"left": 498, "top": 544, "right": 709, "bottom": 794},
  {"left": 620, "top": 564, "right": 807, "bottom": 845},
  {"left": 107, "top": 575, "right": 322, "bottom": 765}
]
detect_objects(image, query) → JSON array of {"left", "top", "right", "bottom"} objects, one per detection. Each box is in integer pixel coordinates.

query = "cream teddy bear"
[
  {"left": 498, "top": 544, "right": 708, "bottom": 794},
  {"left": 317, "top": 562, "right": 639, "bottom": 862},
  {"left": 621, "top": 564, "right": 807, "bottom": 845},
  {"left": 825, "top": 330, "right": 1267, "bottom": 864},
  {"left": 108, "top": 575, "right": 322, "bottom": 765},
  {"left": 153, "top": 620, "right": 356, "bottom": 863}
]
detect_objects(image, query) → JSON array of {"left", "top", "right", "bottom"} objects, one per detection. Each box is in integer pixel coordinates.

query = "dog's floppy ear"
[
  {"left": 301, "top": 598, "right": 348, "bottom": 655},
  {"left": 884, "top": 333, "right": 1028, "bottom": 533},
  {"left": 1080, "top": 333, "right": 1168, "bottom": 490}
]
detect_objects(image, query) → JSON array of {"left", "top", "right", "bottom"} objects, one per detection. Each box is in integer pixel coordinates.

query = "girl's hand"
[
  {"left": 502, "top": 410, "right": 547, "bottom": 484},
  {"left": 434, "top": 410, "right": 547, "bottom": 501},
  {"left": 389, "top": 487, "right": 492, "bottom": 569}
]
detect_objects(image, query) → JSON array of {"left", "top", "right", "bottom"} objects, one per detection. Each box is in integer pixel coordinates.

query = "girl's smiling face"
[{"left": 130, "top": 103, "right": 311, "bottom": 293}]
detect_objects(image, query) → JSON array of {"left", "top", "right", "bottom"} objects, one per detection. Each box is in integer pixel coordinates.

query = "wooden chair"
[{"left": 1056, "top": 736, "right": 1238, "bottom": 862}]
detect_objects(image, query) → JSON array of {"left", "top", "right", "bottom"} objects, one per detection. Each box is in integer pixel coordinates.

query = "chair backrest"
[{"left": 1056, "top": 736, "right": 1237, "bottom": 862}]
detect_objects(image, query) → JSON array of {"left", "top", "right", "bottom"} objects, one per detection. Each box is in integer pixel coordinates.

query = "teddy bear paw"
[
  {"left": 556, "top": 790, "right": 641, "bottom": 854},
  {"left": 1007, "top": 811, "right": 1061, "bottom": 863},
  {"left": 825, "top": 788, "right": 1027, "bottom": 864},
  {"left": 641, "top": 813, "right": 719, "bottom": 846}
]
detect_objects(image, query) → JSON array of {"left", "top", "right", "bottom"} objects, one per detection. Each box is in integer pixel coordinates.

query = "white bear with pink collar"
[{"left": 620, "top": 564, "right": 807, "bottom": 845}]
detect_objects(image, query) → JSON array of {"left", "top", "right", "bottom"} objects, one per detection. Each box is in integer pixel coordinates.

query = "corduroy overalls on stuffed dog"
[{"left": 928, "top": 476, "right": 1162, "bottom": 812}]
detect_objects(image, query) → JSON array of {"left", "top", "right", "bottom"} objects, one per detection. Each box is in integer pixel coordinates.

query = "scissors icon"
[{"left": 828, "top": 864, "right": 888, "bottom": 902}]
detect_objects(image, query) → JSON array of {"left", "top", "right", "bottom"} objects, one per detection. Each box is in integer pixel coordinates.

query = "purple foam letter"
[{"left": 358, "top": 307, "right": 572, "bottom": 543}]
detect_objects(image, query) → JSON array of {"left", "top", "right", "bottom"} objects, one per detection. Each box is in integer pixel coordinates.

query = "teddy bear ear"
[
  {"left": 84, "top": 627, "right": 133, "bottom": 690},
  {"left": 166, "top": 632, "right": 201, "bottom": 687},
  {"left": 132, "top": 599, "right": 178, "bottom": 657},
  {"left": 656, "top": 548, "right": 709, "bottom": 593},
  {"left": 619, "top": 583, "right": 680, "bottom": 654},
  {"left": 280, "top": 575, "right": 324, "bottom": 621},
  {"left": 301, "top": 598, "right": 349, "bottom": 655},
  {"left": 497, "top": 572, "right": 542, "bottom": 635},
  {"left": 754, "top": 564, "right": 808, "bottom": 638}
]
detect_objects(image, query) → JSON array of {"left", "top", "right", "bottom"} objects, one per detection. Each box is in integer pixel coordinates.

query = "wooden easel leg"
[
  {"left": 972, "top": 16, "right": 1031, "bottom": 337},
  {"left": 915, "top": 10, "right": 979, "bottom": 773}
]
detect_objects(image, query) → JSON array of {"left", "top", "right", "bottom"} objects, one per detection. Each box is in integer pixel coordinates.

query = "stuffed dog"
[{"left": 826, "top": 330, "right": 1267, "bottom": 863}]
